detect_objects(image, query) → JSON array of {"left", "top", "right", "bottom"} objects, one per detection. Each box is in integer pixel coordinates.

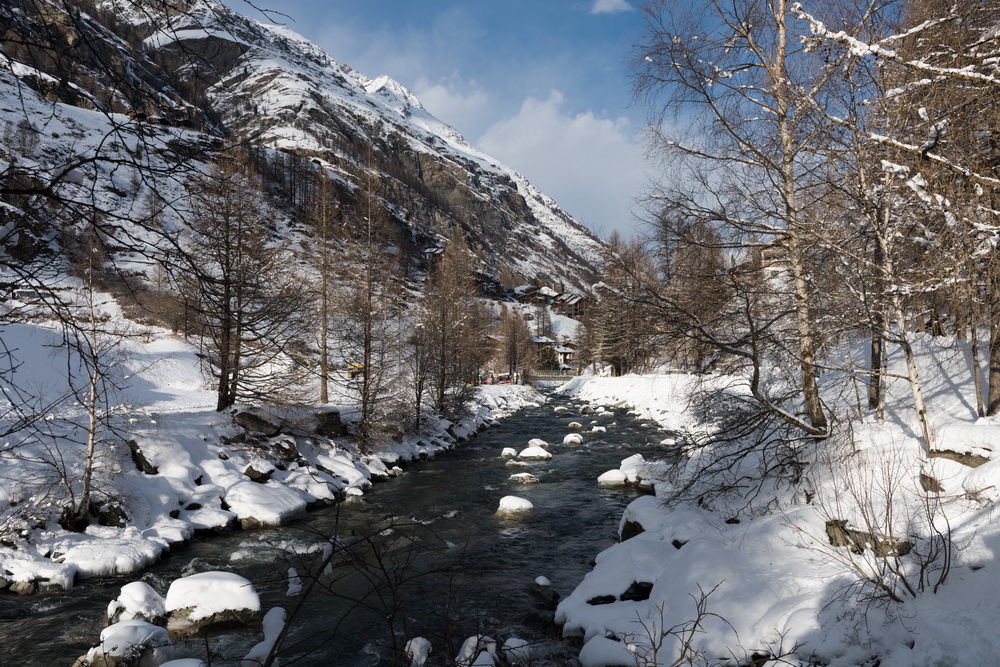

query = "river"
[{"left": 0, "top": 392, "right": 677, "bottom": 666}]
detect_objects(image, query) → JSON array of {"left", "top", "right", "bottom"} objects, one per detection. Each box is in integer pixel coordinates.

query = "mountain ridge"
[{"left": 0, "top": 0, "right": 607, "bottom": 291}]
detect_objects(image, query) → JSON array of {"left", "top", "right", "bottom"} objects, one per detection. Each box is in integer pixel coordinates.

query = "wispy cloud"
[
  {"left": 590, "top": 0, "right": 633, "bottom": 15},
  {"left": 413, "top": 74, "right": 492, "bottom": 139},
  {"left": 476, "top": 90, "right": 645, "bottom": 238}
]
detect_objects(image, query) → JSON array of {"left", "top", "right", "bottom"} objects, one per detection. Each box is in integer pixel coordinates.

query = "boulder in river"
[
  {"left": 165, "top": 571, "right": 261, "bottom": 637},
  {"left": 496, "top": 496, "right": 534, "bottom": 517},
  {"left": 518, "top": 446, "right": 552, "bottom": 461},
  {"left": 107, "top": 581, "right": 167, "bottom": 626},
  {"left": 75, "top": 619, "right": 173, "bottom": 667}
]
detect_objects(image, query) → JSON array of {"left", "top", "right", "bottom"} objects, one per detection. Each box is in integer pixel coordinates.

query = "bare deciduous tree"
[{"left": 183, "top": 151, "right": 311, "bottom": 411}]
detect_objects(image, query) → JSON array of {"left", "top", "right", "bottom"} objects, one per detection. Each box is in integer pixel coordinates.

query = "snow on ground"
[
  {"left": 0, "top": 318, "right": 543, "bottom": 591},
  {"left": 555, "top": 336, "right": 1000, "bottom": 666}
]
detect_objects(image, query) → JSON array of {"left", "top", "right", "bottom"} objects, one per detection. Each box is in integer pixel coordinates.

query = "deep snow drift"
[{"left": 556, "top": 336, "right": 1000, "bottom": 667}]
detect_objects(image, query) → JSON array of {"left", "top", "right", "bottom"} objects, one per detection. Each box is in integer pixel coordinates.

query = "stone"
[
  {"left": 127, "top": 440, "right": 158, "bottom": 475},
  {"left": 620, "top": 520, "right": 644, "bottom": 541},
  {"left": 825, "top": 519, "right": 912, "bottom": 558},
  {"left": 79, "top": 620, "right": 174, "bottom": 667},
  {"left": 929, "top": 449, "right": 990, "bottom": 468},
  {"left": 244, "top": 462, "right": 274, "bottom": 483},
  {"left": 518, "top": 446, "right": 551, "bottom": 461},
  {"left": 97, "top": 501, "right": 129, "bottom": 528},
  {"left": 529, "top": 582, "right": 560, "bottom": 610},
  {"left": 496, "top": 495, "right": 533, "bottom": 517},
  {"left": 620, "top": 581, "right": 653, "bottom": 602},
  {"left": 165, "top": 572, "right": 261, "bottom": 637},
  {"left": 9, "top": 580, "right": 36, "bottom": 595},
  {"left": 586, "top": 595, "right": 616, "bottom": 605},
  {"left": 314, "top": 409, "right": 346, "bottom": 437},
  {"left": 271, "top": 437, "right": 300, "bottom": 463},
  {"left": 233, "top": 410, "right": 281, "bottom": 436},
  {"left": 920, "top": 473, "right": 944, "bottom": 493}
]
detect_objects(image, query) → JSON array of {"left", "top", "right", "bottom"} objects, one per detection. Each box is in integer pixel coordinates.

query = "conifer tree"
[{"left": 184, "top": 151, "right": 310, "bottom": 411}]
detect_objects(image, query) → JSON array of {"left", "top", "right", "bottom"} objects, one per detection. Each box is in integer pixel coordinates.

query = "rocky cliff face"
[{"left": 0, "top": 0, "right": 606, "bottom": 290}]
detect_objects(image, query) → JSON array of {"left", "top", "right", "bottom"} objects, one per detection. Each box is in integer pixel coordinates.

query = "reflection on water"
[{"left": 0, "top": 393, "right": 679, "bottom": 666}]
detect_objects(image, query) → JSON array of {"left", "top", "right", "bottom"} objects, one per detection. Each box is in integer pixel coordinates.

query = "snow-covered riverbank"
[
  {"left": 555, "top": 341, "right": 1000, "bottom": 667},
  {"left": 0, "top": 321, "right": 543, "bottom": 594}
]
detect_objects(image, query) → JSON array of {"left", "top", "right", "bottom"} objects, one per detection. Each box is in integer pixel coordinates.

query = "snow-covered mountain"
[{"left": 0, "top": 0, "right": 606, "bottom": 289}]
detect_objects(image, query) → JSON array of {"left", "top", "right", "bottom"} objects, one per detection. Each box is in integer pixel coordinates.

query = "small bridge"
[{"left": 529, "top": 373, "right": 576, "bottom": 385}]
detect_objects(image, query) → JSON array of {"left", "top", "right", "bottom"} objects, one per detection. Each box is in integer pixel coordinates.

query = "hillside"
[{"left": 0, "top": 0, "right": 606, "bottom": 291}]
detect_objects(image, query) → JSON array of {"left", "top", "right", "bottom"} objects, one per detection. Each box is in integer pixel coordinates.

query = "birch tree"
[{"left": 631, "top": 0, "right": 855, "bottom": 435}]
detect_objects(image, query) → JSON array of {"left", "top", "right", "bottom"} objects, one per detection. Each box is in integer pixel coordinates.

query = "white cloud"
[
  {"left": 412, "top": 75, "right": 492, "bottom": 140},
  {"left": 590, "top": 0, "right": 633, "bottom": 15},
  {"left": 476, "top": 90, "right": 646, "bottom": 239}
]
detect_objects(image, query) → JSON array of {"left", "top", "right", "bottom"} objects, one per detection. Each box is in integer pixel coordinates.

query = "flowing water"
[{"left": 0, "top": 393, "right": 678, "bottom": 666}]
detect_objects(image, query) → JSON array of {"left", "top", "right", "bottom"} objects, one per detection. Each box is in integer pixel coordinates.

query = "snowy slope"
[
  {"left": 119, "top": 0, "right": 606, "bottom": 286},
  {"left": 556, "top": 336, "right": 1000, "bottom": 666}
]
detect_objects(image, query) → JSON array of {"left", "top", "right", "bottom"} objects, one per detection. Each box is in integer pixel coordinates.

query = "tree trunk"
[
  {"left": 319, "top": 279, "right": 329, "bottom": 405},
  {"left": 775, "top": 1, "right": 826, "bottom": 436},
  {"left": 972, "top": 322, "right": 985, "bottom": 417},
  {"left": 988, "top": 274, "right": 1000, "bottom": 415},
  {"left": 877, "top": 194, "right": 934, "bottom": 451}
]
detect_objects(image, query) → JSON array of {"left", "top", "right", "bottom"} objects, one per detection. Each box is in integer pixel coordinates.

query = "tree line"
[{"left": 583, "top": 0, "right": 999, "bottom": 455}]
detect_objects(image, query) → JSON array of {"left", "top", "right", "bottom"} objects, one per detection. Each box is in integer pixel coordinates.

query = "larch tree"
[
  {"left": 419, "top": 230, "right": 483, "bottom": 418},
  {"left": 308, "top": 170, "right": 342, "bottom": 405},
  {"left": 184, "top": 151, "right": 310, "bottom": 412},
  {"left": 498, "top": 304, "right": 535, "bottom": 381},
  {"left": 334, "top": 163, "right": 403, "bottom": 447}
]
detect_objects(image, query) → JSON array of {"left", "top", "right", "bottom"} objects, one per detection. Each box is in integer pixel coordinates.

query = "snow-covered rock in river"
[
  {"left": 595, "top": 454, "right": 668, "bottom": 491},
  {"left": 165, "top": 571, "right": 261, "bottom": 636},
  {"left": 76, "top": 620, "right": 173, "bottom": 667},
  {"left": 456, "top": 634, "right": 497, "bottom": 666},
  {"left": 107, "top": 581, "right": 167, "bottom": 626},
  {"left": 405, "top": 636, "right": 433, "bottom": 666},
  {"left": 496, "top": 496, "right": 534, "bottom": 517},
  {"left": 508, "top": 472, "right": 539, "bottom": 484},
  {"left": 500, "top": 447, "right": 518, "bottom": 459},
  {"left": 518, "top": 446, "right": 552, "bottom": 461},
  {"left": 502, "top": 638, "right": 534, "bottom": 665},
  {"left": 563, "top": 433, "right": 584, "bottom": 445},
  {"left": 527, "top": 438, "right": 549, "bottom": 449},
  {"left": 224, "top": 481, "right": 309, "bottom": 529},
  {"left": 568, "top": 422, "right": 583, "bottom": 429},
  {"left": 597, "top": 469, "right": 628, "bottom": 488}
]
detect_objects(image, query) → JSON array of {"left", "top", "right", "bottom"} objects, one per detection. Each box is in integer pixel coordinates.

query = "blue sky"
[{"left": 238, "top": 0, "right": 650, "bottom": 239}]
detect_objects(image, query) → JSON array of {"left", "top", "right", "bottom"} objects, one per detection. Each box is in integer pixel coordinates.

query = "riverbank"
[
  {"left": 555, "top": 343, "right": 1000, "bottom": 667},
  {"left": 0, "top": 321, "right": 544, "bottom": 594}
]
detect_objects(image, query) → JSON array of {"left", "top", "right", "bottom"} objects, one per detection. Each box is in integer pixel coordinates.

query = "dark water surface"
[{"left": 0, "top": 393, "right": 677, "bottom": 666}]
